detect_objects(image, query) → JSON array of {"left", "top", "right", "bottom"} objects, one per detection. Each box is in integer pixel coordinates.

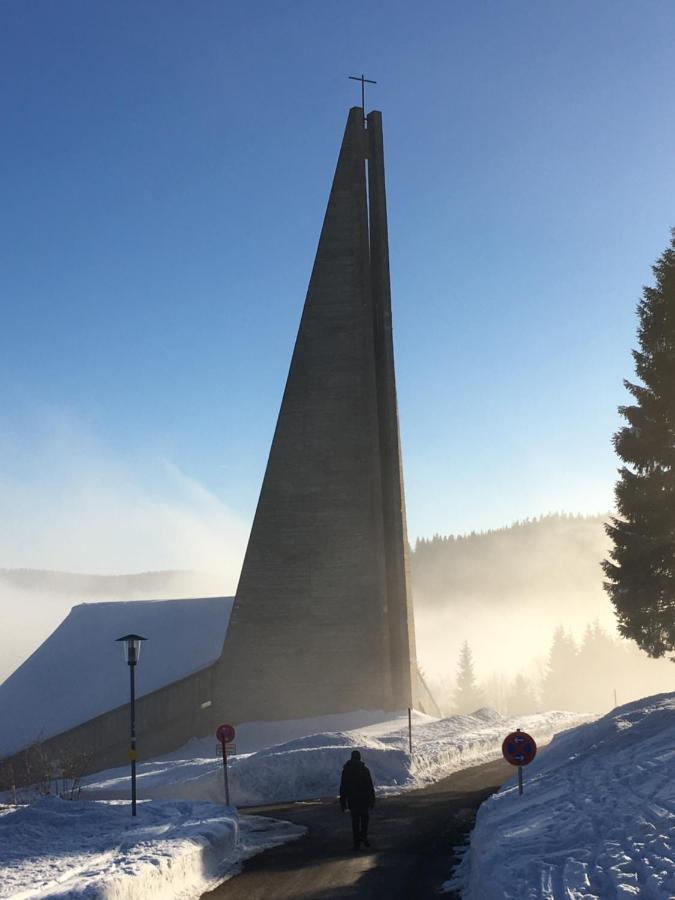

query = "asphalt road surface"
[{"left": 202, "top": 756, "right": 512, "bottom": 900}]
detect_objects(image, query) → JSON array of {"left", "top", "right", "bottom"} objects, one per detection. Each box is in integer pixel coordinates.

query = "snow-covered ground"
[
  {"left": 0, "top": 798, "right": 303, "bottom": 900},
  {"left": 80, "top": 708, "right": 590, "bottom": 807},
  {"left": 448, "top": 692, "right": 675, "bottom": 899},
  {"left": 1, "top": 706, "right": 590, "bottom": 898}
]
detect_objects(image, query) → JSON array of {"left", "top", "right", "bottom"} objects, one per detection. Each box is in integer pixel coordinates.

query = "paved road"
[{"left": 202, "top": 757, "right": 511, "bottom": 900}]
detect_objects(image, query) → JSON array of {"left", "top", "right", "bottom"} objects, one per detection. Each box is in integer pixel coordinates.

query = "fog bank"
[{"left": 411, "top": 515, "right": 674, "bottom": 713}]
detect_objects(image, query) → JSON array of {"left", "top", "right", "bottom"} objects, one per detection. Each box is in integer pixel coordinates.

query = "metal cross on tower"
[{"left": 348, "top": 74, "right": 377, "bottom": 119}]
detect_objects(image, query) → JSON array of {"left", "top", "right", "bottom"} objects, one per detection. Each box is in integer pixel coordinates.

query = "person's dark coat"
[{"left": 339, "top": 758, "right": 375, "bottom": 812}]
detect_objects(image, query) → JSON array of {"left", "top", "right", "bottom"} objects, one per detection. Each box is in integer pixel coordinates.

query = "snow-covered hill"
[{"left": 450, "top": 692, "right": 675, "bottom": 898}]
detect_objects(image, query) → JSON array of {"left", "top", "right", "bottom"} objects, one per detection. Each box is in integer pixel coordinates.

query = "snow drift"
[
  {"left": 450, "top": 692, "right": 675, "bottom": 898},
  {"left": 81, "top": 708, "right": 590, "bottom": 807},
  {"left": 1, "top": 706, "right": 591, "bottom": 898},
  {"left": 0, "top": 798, "right": 303, "bottom": 900}
]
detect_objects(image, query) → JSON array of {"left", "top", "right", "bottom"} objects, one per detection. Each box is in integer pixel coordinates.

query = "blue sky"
[{"left": 2, "top": 1, "right": 675, "bottom": 573}]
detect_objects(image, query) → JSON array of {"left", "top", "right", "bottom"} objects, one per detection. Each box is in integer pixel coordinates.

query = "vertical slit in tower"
[{"left": 365, "top": 158, "right": 372, "bottom": 262}]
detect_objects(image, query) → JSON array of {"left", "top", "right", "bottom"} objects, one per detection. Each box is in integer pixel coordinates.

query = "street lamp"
[{"left": 116, "top": 633, "right": 147, "bottom": 816}]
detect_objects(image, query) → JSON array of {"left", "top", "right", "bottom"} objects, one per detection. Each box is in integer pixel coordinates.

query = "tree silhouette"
[
  {"left": 453, "top": 641, "right": 485, "bottom": 713},
  {"left": 505, "top": 673, "right": 539, "bottom": 717},
  {"left": 603, "top": 231, "right": 675, "bottom": 657},
  {"left": 541, "top": 626, "right": 579, "bottom": 710}
]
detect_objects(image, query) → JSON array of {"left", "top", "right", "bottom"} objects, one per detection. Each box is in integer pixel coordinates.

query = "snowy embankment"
[
  {"left": 0, "top": 798, "right": 303, "bottom": 900},
  {"left": 448, "top": 692, "right": 675, "bottom": 899},
  {"left": 82, "top": 708, "right": 591, "bottom": 807},
  {"left": 1, "top": 707, "right": 590, "bottom": 898}
]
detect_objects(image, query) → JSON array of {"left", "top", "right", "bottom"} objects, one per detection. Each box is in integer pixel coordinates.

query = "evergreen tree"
[
  {"left": 505, "top": 673, "right": 539, "bottom": 717},
  {"left": 603, "top": 231, "right": 675, "bottom": 657},
  {"left": 453, "top": 641, "right": 485, "bottom": 713},
  {"left": 575, "top": 622, "right": 622, "bottom": 712},
  {"left": 541, "top": 626, "right": 579, "bottom": 710},
  {"left": 483, "top": 671, "right": 508, "bottom": 714}
]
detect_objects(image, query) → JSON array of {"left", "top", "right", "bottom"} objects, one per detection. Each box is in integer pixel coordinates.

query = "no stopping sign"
[{"left": 502, "top": 730, "right": 537, "bottom": 766}]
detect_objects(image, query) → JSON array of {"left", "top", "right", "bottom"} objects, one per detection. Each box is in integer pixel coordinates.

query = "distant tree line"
[
  {"left": 442, "top": 623, "right": 671, "bottom": 717},
  {"left": 411, "top": 512, "right": 609, "bottom": 607}
]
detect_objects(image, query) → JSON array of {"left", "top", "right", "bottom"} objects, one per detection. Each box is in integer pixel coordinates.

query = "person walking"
[{"left": 339, "top": 750, "right": 375, "bottom": 851}]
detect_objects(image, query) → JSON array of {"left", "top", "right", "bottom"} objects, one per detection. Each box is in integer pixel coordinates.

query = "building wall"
[
  {"left": 367, "top": 110, "right": 419, "bottom": 709},
  {"left": 1, "top": 663, "right": 218, "bottom": 786},
  {"left": 212, "top": 107, "right": 418, "bottom": 724},
  {"left": 213, "top": 106, "right": 394, "bottom": 723}
]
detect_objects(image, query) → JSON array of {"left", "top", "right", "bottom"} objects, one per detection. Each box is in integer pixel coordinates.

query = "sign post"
[
  {"left": 501, "top": 728, "right": 537, "bottom": 795},
  {"left": 215, "top": 723, "right": 236, "bottom": 806}
]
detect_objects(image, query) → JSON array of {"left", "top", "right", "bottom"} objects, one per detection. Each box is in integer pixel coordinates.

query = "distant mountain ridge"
[{"left": 0, "top": 568, "right": 229, "bottom": 600}]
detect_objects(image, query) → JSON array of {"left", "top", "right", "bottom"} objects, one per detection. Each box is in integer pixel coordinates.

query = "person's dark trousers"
[{"left": 350, "top": 805, "right": 369, "bottom": 848}]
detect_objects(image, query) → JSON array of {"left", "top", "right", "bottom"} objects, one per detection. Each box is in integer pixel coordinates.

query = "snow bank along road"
[
  {"left": 82, "top": 708, "right": 589, "bottom": 807},
  {"left": 1, "top": 707, "right": 590, "bottom": 898},
  {"left": 0, "top": 799, "right": 304, "bottom": 900},
  {"left": 201, "top": 757, "right": 512, "bottom": 900},
  {"left": 451, "top": 693, "right": 675, "bottom": 899}
]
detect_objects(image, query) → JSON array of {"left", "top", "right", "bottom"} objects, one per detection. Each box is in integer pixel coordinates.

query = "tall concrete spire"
[
  {"left": 215, "top": 107, "right": 419, "bottom": 721},
  {"left": 0, "top": 108, "right": 432, "bottom": 785}
]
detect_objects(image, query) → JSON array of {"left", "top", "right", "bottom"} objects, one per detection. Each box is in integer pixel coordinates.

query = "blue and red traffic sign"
[{"left": 502, "top": 729, "right": 537, "bottom": 766}]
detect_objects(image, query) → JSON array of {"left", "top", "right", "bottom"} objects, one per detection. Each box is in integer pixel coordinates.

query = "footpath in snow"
[
  {"left": 0, "top": 798, "right": 303, "bottom": 900},
  {"left": 81, "top": 707, "right": 590, "bottom": 807},
  {"left": 449, "top": 692, "right": 675, "bottom": 899}
]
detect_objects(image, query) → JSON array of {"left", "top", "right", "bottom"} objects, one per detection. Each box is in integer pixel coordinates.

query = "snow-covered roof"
[{"left": 0, "top": 596, "right": 234, "bottom": 758}]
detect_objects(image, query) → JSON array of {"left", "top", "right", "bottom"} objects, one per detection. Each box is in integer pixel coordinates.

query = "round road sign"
[
  {"left": 502, "top": 730, "right": 537, "bottom": 766},
  {"left": 216, "top": 723, "right": 236, "bottom": 745}
]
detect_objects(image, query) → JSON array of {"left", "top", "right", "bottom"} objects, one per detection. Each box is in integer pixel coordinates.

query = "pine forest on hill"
[
  {"left": 411, "top": 513, "right": 609, "bottom": 609},
  {"left": 410, "top": 514, "right": 674, "bottom": 716}
]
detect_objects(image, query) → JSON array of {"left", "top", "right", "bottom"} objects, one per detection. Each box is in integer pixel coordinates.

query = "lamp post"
[{"left": 116, "top": 633, "right": 147, "bottom": 816}]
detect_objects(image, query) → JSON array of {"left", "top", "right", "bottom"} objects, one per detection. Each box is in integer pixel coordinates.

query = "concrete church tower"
[
  {"left": 0, "top": 107, "right": 434, "bottom": 781},
  {"left": 213, "top": 107, "right": 420, "bottom": 721}
]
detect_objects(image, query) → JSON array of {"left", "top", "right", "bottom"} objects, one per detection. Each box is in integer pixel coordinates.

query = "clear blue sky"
[{"left": 2, "top": 0, "right": 675, "bottom": 570}]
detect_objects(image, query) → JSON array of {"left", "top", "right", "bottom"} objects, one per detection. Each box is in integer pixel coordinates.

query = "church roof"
[{"left": 0, "top": 596, "right": 233, "bottom": 758}]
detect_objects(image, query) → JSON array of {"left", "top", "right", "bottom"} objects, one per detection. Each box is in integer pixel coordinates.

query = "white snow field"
[
  {"left": 1, "top": 707, "right": 589, "bottom": 898},
  {"left": 80, "top": 708, "right": 591, "bottom": 807},
  {"left": 448, "top": 692, "right": 675, "bottom": 899},
  {"left": 0, "top": 798, "right": 304, "bottom": 900}
]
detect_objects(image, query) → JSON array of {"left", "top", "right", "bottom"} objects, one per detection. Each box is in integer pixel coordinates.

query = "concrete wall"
[
  {"left": 213, "top": 107, "right": 394, "bottom": 723},
  {"left": 213, "top": 106, "right": 418, "bottom": 723},
  {"left": 367, "top": 110, "right": 419, "bottom": 709},
  {"left": 1, "top": 663, "right": 218, "bottom": 786}
]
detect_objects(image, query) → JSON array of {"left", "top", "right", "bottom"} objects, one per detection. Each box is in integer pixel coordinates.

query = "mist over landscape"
[
  {"left": 411, "top": 514, "right": 674, "bottom": 713},
  {"left": 3, "top": 513, "right": 672, "bottom": 712},
  {"left": 411, "top": 513, "right": 613, "bottom": 682}
]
